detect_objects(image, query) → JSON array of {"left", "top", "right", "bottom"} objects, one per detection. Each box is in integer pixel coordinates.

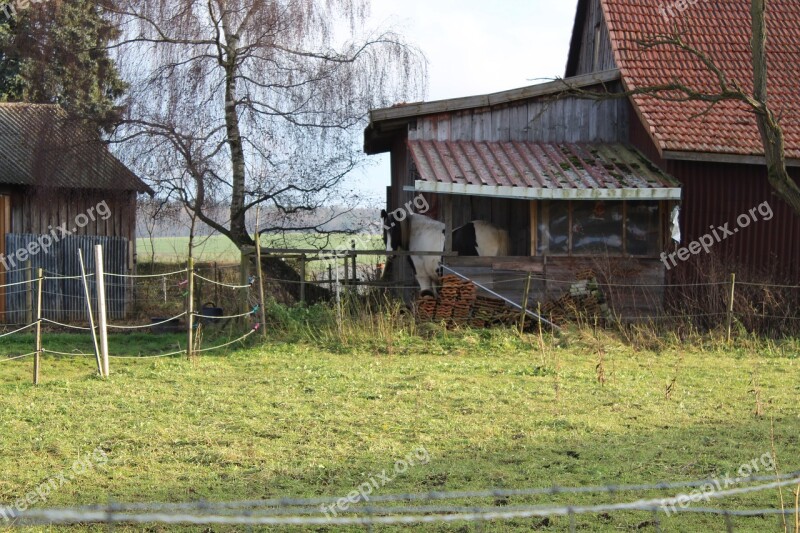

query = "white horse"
[{"left": 381, "top": 211, "right": 509, "bottom": 296}]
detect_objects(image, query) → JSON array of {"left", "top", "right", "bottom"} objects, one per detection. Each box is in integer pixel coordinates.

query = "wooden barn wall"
[
  {"left": 10, "top": 188, "right": 137, "bottom": 242},
  {"left": 571, "top": 0, "right": 617, "bottom": 76},
  {"left": 629, "top": 105, "right": 800, "bottom": 279},
  {"left": 407, "top": 94, "right": 629, "bottom": 145}
]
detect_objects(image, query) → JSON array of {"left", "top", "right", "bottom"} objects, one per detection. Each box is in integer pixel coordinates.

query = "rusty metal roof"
[
  {"left": 0, "top": 103, "right": 152, "bottom": 193},
  {"left": 409, "top": 140, "right": 681, "bottom": 200}
]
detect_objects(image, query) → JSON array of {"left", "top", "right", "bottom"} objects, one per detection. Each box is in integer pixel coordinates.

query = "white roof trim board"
[{"left": 412, "top": 181, "right": 681, "bottom": 200}]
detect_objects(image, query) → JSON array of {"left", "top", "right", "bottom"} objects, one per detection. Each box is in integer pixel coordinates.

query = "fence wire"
[{"left": 6, "top": 474, "right": 799, "bottom": 527}]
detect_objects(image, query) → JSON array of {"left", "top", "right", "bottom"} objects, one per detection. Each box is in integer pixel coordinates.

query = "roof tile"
[{"left": 601, "top": 0, "right": 800, "bottom": 158}]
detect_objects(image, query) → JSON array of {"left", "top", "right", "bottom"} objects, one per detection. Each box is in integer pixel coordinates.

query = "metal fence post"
[
  {"left": 727, "top": 272, "right": 736, "bottom": 343},
  {"left": 186, "top": 257, "right": 194, "bottom": 358},
  {"left": 94, "top": 245, "right": 109, "bottom": 377},
  {"left": 33, "top": 268, "right": 42, "bottom": 385}
]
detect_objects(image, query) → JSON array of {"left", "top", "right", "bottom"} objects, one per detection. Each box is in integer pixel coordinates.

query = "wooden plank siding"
[
  {"left": 567, "top": 0, "right": 617, "bottom": 77},
  {"left": 408, "top": 95, "right": 628, "bottom": 145},
  {"left": 9, "top": 188, "right": 136, "bottom": 241}
]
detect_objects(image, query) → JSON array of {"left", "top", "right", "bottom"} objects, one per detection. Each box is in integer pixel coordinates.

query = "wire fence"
[
  {"left": 0, "top": 255, "right": 261, "bottom": 381},
  {"left": 6, "top": 472, "right": 799, "bottom": 529}
]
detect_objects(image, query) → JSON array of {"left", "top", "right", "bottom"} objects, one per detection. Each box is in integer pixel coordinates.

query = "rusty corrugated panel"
[
  {"left": 408, "top": 140, "right": 680, "bottom": 199},
  {"left": 0, "top": 104, "right": 151, "bottom": 193}
]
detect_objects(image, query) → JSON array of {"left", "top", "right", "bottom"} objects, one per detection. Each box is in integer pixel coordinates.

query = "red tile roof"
[{"left": 600, "top": 0, "right": 800, "bottom": 159}]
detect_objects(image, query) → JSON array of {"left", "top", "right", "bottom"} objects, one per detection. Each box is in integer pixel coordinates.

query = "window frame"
[{"left": 534, "top": 200, "right": 665, "bottom": 258}]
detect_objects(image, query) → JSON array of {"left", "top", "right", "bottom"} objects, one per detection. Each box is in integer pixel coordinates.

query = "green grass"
[
  {"left": 137, "top": 234, "right": 384, "bottom": 263},
  {"left": 0, "top": 316, "right": 799, "bottom": 531}
]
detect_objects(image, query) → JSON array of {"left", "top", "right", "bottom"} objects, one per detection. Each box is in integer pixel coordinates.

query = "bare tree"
[{"left": 109, "top": 0, "right": 425, "bottom": 249}]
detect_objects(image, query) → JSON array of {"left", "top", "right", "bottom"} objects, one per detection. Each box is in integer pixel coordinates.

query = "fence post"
[
  {"left": 187, "top": 257, "right": 194, "bottom": 358},
  {"left": 33, "top": 268, "right": 42, "bottom": 385},
  {"left": 253, "top": 215, "right": 267, "bottom": 340},
  {"left": 343, "top": 253, "right": 349, "bottom": 288},
  {"left": 727, "top": 272, "right": 736, "bottom": 343},
  {"left": 350, "top": 241, "right": 356, "bottom": 284},
  {"left": 239, "top": 249, "right": 249, "bottom": 328},
  {"left": 24, "top": 260, "right": 32, "bottom": 326},
  {"left": 518, "top": 272, "right": 533, "bottom": 335},
  {"left": 94, "top": 245, "right": 109, "bottom": 377},
  {"left": 78, "top": 249, "right": 102, "bottom": 376},
  {"left": 300, "top": 254, "right": 306, "bottom": 304}
]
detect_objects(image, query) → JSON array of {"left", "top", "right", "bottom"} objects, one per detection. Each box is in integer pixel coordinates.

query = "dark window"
[{"left": 537, "top": 201, "right": 662, "bottom": 257}]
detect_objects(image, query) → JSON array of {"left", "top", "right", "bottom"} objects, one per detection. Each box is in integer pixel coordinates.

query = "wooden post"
[
  {"left": 343, "top": 253, "right": 350, "bottom": 288},
  {"left": 78, "top": 249, "right": 102, "bottom": 376},
  {"left": 194, "top": 264, "right": 203, "bottom": 315},
  {"left": 300, "top": 254, "right": 306, "bottom": 304},
  {"left": 351, "top": 241, "right": 356, "bottom": 284},
  {"left": 254, "top": 208, "right": 267, "bottom": 339},
  {"left": 25, "top": 260, "right": 32, "bottom": 326},
  {"left": 519, "top": 272, "right": 533, "bottom": 335},
  {"left": 94, "top": 245, "right": 109, "bottom": 377},
  {"left": 214, "top": 262, "right": 219, "bottom": 304},
  {"left": 328, "top": 264, "right": 333, "bottom": 292},
  {"left": 727, "top": 272, "right": 736, "bottom": 343},
  {"left": 186, "top": 257, "right": 194, "bottom": 358},
  {"left": 33, "top": 268, "right": 42, "bottom": 385},
  {"left": 239, "top": 249, "right": 249, "bottom": 327},
  {"left": 443, "top": 195, "right": 453, "bottom": 253}
]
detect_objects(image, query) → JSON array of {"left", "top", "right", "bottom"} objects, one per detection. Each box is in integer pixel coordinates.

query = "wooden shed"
[
  {"left": 0, "top": 103, "right": 152, "bottom": 322},
  {"left": 365, "top": 0, "right": 800, "bottom": 319}
]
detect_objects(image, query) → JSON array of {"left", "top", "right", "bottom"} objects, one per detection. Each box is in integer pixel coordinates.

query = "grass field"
[
  {"left": 0, "top": 314, "right": 799, "bottom": 531},
  {"left": 137, "top": 234, "right": 384, "bottom": 263}
]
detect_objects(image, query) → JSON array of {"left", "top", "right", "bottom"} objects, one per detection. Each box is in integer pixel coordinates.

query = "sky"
[{"left": 354, "top": 0, "right": 580, "bottom": 204}]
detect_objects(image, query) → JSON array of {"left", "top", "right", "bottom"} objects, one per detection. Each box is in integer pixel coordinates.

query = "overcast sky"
[{"left": 354, "top": 0, "right": 580, "bottom": 204}]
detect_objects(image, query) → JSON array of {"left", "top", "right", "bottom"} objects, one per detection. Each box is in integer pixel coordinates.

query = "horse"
[{"left": 381, "top": 211, "right": 509, "bottom": 296}]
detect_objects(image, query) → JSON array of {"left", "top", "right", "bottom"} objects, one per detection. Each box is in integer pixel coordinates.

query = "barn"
[
  {"left": 0, "top": 103, "right": 152, "bottom": 322},
  {"left": 365, "top": 0, "right": 800, "bottom": 319}
]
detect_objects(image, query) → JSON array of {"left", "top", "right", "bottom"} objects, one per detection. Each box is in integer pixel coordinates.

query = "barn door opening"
[{"left": 0, "top": 195, "right": 10, "bottom": 322}]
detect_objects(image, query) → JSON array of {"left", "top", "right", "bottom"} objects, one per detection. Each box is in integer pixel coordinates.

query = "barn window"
[{"left": 536, "top": 201, "right": 663, "bottom": 257}]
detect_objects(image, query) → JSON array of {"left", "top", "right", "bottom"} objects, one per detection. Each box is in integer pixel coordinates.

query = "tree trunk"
[
  {"left": 750, "top": 0, "right": 800, "bottom": 215},
  {"left": 221, "top": 20, "right": 252, "bottom": 247}
]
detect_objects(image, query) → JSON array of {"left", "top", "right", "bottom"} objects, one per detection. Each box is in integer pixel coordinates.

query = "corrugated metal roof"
[
  {"left": 0, "top": 103, "right": 152, "bottom": 193},
  {"left": 409, "top": 140, "right": 681, "bottom": 200}
]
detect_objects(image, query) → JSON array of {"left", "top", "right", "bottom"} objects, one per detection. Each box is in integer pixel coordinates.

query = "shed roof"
[
  {"left": 409, "top": 140, "right": 681, "bottom": 200},
  {"left": 0, "top": 103, "right": 152, "bottom": 193},
  {"left": 580, "top": 0, "right": 800, "bottom": 160}
]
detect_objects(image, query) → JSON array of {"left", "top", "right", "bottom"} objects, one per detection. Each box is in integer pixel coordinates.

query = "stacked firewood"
[
  {"left": 540, "top": 271, "right": 612, "bottom": 324},
  {"left": 469, "top": 295, "right": 516, "bottom": 328},
  {"left": 416, "top": 275, "right": 485, "bottom": 325}
]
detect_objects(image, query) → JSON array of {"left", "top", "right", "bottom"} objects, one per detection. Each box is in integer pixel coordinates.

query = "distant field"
[{"left": 136, "top": 234, "right": 384, "bottom": 263}]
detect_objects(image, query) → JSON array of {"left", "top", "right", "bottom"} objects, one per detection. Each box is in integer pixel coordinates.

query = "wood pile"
[
  {"left": 415, "top": 275, "right": 518, "bottom": 329},
  {"left": 539, "top": 271, "right": 613, "bottom": 325}
]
